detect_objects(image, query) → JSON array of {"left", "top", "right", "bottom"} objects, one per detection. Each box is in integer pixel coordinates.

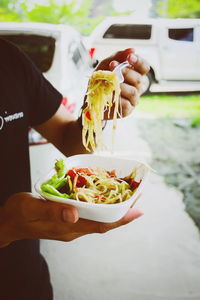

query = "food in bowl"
[
  {"left": 40, "top": 159, "right": 142, "bottom": 205},
  {"left": 35, "top": 154, "right": 150, "bottom": 222}
]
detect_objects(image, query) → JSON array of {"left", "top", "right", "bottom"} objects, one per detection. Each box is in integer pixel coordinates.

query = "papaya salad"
[
  {"left": 41, "top": 159, "right": 142, "bottom": 204},
  {"left": 82, "top": 70, "right": 121, "bottom": 151}
]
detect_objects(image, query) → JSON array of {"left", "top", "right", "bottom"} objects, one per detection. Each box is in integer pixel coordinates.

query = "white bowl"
[{"left": 35, "top": 154, "right": 149, "bottom": 223}]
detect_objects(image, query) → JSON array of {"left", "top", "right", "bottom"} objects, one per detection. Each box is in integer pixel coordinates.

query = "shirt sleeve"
[{"left": 14, "top": 44, "right": 63, "bottom": 126}]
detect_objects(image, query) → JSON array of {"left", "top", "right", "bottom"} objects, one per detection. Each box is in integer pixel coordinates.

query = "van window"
[
  {"left": 70, "top": 40, "right": 90, "bottom": 69},
  {"left": 103, "top": 24, "right": 152, "bottom": 40},
  {"left": 0, "top": 34, "right": 55, "bottom": 72},
  {"left": 168, "top": 28, "right": 194, "bottom": 42},
  {"left": 72, "top": 46, "right": 82, "bottom": 67}
]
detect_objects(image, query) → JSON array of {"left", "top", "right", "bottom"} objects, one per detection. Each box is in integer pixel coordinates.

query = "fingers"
[
  {"left": 6, "top": 193, "right": 144, "bottom": 243},
  {"left": 109, "top": 60, "right": 118, "bottom": 71},
  {"left": 48, "top": 206, "right": 143, "bottom": 241},
  {"left": 109, "top": 53, "right": 138, "bottom": 72},
  {"left": 69, "top": 206, "right": 144, "bottom": 235},
  {"left": 22, "top": 194, "right": 79, "bottom": 224},
  {"left": 97, "top": 48, "right": 135, "bottom": 71},
  {"left": 109, "top": 54, "right": 150, "bottom": 78},
  {"left": 120, "top": 83, "right": 139, "bottom": 107},
  {"left": 112, "top": 48, "right": 136, "bottom": 64},
  {"left": 122, "top": 68, "right": 142, "bottom": 88},
  {"left": 119, "top": 82, "right": 142, "bottom": 117},
  {"left": 98, "top": 48, "right": 150, "bottom": 78},
  {"left": 35, "top": 217, "right": 103, "bottom": 240},
  {"left": 29, "top": 205, "right": 143, "bottom": 242},
  {"left": 108, "top": 48, "right": 135, "bottom": 65},
  {"left": 109, "top": 61, "right": 142, "bottom": 89},
  {"left": 119, "top": 98, "right": 135, "bottom": 118},
  {"left": 103, "top": 96, "right": 135, "bottom": 119},
  {"left": 130, "top": 55, "right": 150, "bottom": 75},
  {"left": 99, "top": 207, "right": 144, "bottom": 233},
  {"left": 41, "top": 202, "right": 79, "bottom": 224},
  {"left": 109, "top": 56, "right": 148, "bottom": 98}
]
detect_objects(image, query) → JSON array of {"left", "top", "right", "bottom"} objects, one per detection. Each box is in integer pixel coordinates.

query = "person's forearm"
[{"left": 58, "top": 118, "right": 91, "bottom": 157}]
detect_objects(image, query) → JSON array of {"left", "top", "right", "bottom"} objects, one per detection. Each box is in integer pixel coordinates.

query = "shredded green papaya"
[{"left": 82, "top": 70, "right": 120, "bottom": 151}]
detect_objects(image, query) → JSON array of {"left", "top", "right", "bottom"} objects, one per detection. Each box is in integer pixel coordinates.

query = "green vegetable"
[
  {"left": 41, "top": 184, "right": 69, "bottom": 198},
  {"left": 47, "top": 175, "right": 65, "bottom": 189},
  {"left": 46, "top": 159, "right": 67, "bottom": 189},
  {"left": 55, "top": 159, "right": 66, "bottom": 178}
]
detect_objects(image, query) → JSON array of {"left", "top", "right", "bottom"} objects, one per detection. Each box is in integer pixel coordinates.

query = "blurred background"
[{"left": 1, "top": 1, "right": 200, "bottom": 299}]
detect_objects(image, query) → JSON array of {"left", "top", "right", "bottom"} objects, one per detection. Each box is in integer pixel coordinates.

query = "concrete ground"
[{"left": 30, "top": 114, "right": 200, "bottom": 300}]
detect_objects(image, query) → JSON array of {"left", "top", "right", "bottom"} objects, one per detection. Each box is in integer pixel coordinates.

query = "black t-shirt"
[{"left": 0, "top": 39, "right": 62, "bottom": 300}]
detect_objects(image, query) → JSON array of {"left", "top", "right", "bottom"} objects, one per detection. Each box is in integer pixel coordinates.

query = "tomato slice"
[
  {"left": 67, "top": 169, "right": 88, "bottom": 187},
  {"left": 76, "top": 175, "right": 87, "bottom": 187},
  {"left": 67, "top": 169, "right": 76, "bottom": 179}
]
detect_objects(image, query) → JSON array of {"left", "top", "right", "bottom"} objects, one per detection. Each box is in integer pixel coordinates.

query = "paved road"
[{"left": 30, "top": 114, "right": 200, "bottom": 300}]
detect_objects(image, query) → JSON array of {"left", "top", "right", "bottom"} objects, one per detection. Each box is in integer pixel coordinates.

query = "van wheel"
[{"left": 141, "top": 72, "right": 153, "bottom": 95}]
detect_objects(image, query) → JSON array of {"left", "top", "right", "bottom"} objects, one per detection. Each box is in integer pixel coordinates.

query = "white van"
[
  {"left": 89, "top": 17, "right": 200, "bottom": 93},
  {"left": 0, "top": 22, "right": 93, "bottom": 115}
]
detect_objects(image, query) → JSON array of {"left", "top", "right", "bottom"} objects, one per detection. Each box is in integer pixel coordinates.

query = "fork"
[{"left": 112, "top": 61, "right": 129, "bottom": 83}]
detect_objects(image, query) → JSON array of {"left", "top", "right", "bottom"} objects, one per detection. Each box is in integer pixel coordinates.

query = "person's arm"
[
  {"left": 0, "top": 192, "right": 142, "bottom": 247},
  {"left": 34, "top": 104, "right": 86, "bottom": 156},
  {"left": 34, "top": 48, "right": 150, "bottom": 156},
  {"left": 0, "top": 48, "right": 147, "bottom": 247}
]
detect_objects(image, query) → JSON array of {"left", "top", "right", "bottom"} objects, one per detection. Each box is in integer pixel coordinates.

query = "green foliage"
[
  {"left": 0, "top": 0, "right": 129, "bottom": 35},
  {"left": 156, "top": 0, "right": 200, "bottom": 18},
  {"left": 138, "top": 93, "right": 200, "bottom": 126},
  {"left": 191, "top": 117, "right": 200, "bottom": 127},
  {"left": 0, "top": 0, "right": 21, "bottom": 22},
  {"left": 0, "top": 8, "right": 21, "bottom": 22},
  {"left": 20, "top": 0, "right": 100, "bottom": 35}
]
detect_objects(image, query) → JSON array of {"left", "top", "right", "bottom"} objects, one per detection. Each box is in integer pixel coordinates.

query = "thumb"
[
  {"left": 23, "top": 193, "right": 79, "bottom": 223},
  {"left": 109, "top": 60, "right": 118, "bottom": 71},
  {"left": 115, "top": 48, "right": 135, "bottom": 63}
]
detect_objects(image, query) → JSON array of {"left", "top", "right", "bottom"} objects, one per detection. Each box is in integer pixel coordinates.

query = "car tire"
[{"left": 141, "top": 71, "right": 153, "bottom": 95}]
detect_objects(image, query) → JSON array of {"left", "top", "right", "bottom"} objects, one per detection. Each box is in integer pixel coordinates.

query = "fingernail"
[
  {"left": 62, "top": 209, "right": 75, "bottom": 223},
  {"left": 129, "top": 54, "right": 138, "bottom": 64}
]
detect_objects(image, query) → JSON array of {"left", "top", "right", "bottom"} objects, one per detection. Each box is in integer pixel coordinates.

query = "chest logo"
[
  {"left": 0, "top": 112, "right": 24, "bottom": 131},
  {"left": 0, "top": 116, "right": 4, "bottom": 130}
]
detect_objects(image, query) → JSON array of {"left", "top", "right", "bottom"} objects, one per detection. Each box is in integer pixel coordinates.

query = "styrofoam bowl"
[{"left": 35, "top": 154, "right": 149, "bottom": 223}]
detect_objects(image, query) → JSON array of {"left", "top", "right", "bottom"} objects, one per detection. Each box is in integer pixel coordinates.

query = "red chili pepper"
[
  {"left": 125, "top": 178, "right": 141, "bottom": 190},
  {"left": 130, "top": 180, "right": 141, "bottom": 190},
  {"left": 85, "top": 111, "right": 92, "bottom": 120}
]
